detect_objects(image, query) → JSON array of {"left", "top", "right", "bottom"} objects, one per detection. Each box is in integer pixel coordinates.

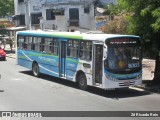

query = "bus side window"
[
  {"left": 32, "top": 37, "right": 40, "bottom": 51},
  {"left": 67, "top": 40, "right": 71, "bottom": 56},
  {"left": 45, "top": 38, "right": 52, "bottom": 54},
  {"left": 79, "top": 41, "right": 85, "bottom": 59},
  {"left": 67, "top": 40, "right": 78, "bottom": 58},
  {"left": 51, "top": 38, "right": 58, "bottom": 55},
  {"left": 40, "top": 37, "right": 45, "bottom": 52},
  {"left": 32, "top": 37, "right": 35, "bottom": 51},
  {"left": 47, "top": 38, "right": 51, "bottom": 54},
  {"left": 18, "top": 36, "right": 24, "bottom": 50},
  {"left": 79, "top": 41, "right": 92, "bottom": 61},
  {"left": 27, "top": 37, "right": 32, "bottom": 50},
  {"left": 23, "top": 36, "right": 28, "bottom": 50}
]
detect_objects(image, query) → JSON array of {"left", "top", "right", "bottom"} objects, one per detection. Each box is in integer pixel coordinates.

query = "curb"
[{"left": 135, "top": 85, "right": 160, "bottom": 94}]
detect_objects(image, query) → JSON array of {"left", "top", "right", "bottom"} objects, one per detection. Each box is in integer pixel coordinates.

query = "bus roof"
[{"left": 17, "top": 30, "right": 140, "bottom": 42}]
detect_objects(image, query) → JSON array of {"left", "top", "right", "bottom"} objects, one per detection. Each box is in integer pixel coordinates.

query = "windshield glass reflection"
[{"left": 104, "top": 46, "right": 141, "bottom": 72}]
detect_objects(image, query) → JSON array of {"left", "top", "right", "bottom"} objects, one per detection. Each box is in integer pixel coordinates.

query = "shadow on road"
[{"left": 19, "top": 70, "right": 152, "bottom": 100}]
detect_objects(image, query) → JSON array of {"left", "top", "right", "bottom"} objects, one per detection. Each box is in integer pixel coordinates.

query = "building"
[{"left": 14, "top": 0, "right": 100, "bottom": 32}]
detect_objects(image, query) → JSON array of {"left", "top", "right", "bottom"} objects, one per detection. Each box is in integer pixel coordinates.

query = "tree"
[
  {"left": 117, "top": 0, "right": 160, "bottom": 82},
  {"left": 103, "top": 3, "right": 128, "bottom": 34},
  {"left": 0, "top": 0, "right": 14, "bottom": 17},
  {"left": 104, "top": 13, "right": 128, "bottom": 34},
  {"left": 104, "top": 3, "right": 121, "bottom": 15}
]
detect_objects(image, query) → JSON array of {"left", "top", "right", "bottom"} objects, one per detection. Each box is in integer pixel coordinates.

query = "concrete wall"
[{"left": 14, "top": 0, "right": 96, "bottom": 31}]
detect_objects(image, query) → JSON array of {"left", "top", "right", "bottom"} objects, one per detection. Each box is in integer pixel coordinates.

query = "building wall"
[{"left": 14, "top": 0, "right": 96, "bottom": 31}]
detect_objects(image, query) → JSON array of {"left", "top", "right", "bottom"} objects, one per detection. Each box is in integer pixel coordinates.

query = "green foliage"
[
  {"left": 104, "top": 14, "right": 128, "bottom": 34},
  {"left": 0, "top": 0, "right": 14, "bottom": 17},
  {"left": 103, "top": 3, "right": 128, "bottom": 34},
  {"left": 104, "top": 3, "right": 121, "bottom": 15},
  {"left": 151, "top": 8, "right": 160, "bottom": 32},
  {"left": 117, "top": 0, "right": 160, "bottom": 58}
]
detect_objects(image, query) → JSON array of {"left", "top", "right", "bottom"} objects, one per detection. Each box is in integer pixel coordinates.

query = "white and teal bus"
[{"left": 16, "top": 30, "right": 142, "bottom": 90}]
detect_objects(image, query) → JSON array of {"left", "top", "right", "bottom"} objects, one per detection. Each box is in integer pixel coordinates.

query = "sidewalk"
[
  {"left": 4, "top": 45, "right": 160, "bottom": 93},
  {"left": 137, "top": 59, "right": 160, "bottom": 93}
]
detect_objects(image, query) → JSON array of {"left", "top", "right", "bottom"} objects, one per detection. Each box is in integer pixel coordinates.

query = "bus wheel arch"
[
  {"left": 76, "top": 71, "right": 88, "bottom": 90},
  {"left": 32, "top": 61, "right": 40, "bottom": 77}
]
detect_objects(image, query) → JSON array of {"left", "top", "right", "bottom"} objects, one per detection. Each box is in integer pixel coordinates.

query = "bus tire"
[
  {"left": 32, "top": 62, "right": 40, "bottom": 77},
  {"left": 78, "top": 73, "right": 88, "bottom": 90}
]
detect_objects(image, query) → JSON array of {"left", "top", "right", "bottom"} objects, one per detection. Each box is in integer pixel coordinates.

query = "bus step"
[
  {"left": 95, "top": 83, "right": 102, "bottom": 86},
  {"left": 60, "top": 77, "right": 66, "bottom": 79}
]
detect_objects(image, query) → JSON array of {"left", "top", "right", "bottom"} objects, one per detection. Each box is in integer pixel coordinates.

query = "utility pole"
[{"left": 25, "top": 0, "right": 31, "bottom": 30}]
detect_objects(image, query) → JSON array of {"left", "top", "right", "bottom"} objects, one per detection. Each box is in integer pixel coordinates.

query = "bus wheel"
[
  {"left": 32, "top": 63, "right": 40, "bottom": 77},
  {"left": 78, "top": 73, "right": 88, "bottom": 90}
]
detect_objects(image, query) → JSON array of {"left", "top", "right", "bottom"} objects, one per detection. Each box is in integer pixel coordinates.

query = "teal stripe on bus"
[{"left": 17, "top": 32, "right": 83, "bottom": 40}]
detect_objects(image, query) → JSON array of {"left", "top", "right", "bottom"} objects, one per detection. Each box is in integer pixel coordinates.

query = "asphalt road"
[{"left": 0, "top": 58, "right": 160, "bottom": 120}]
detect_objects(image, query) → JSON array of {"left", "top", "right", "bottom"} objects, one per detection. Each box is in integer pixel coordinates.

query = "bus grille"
[{"left": 119, "top": 81, "right": 135, "bottom": 86}]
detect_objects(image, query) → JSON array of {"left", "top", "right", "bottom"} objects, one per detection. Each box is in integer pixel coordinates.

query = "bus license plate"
[{"left": 124, "top": 81, "right": 130, "bottom": 86}]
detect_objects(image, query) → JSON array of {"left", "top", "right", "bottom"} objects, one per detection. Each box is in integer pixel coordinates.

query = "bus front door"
[
  {"left": 93, "top": 44, "right": 103, "bottom": 85},
  {"left": 59, "top": 41, "right": 66, "bottom": 77}
]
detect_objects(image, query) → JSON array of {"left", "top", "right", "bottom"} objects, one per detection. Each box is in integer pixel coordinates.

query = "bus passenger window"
[
  {"left": 44, "top": 38, "right": 52, "bottom": 53},
  {"left": 79, "top": 41, "right": 92, "bottom": 61},
  {"left": 27, "top": 37, "right": 32, "bottom": 50},
  {"left": 23, "top": 37, "right": 28, "bottom": 50},
  {"left": 51, "top": 39, "right": 58, "bottom": 55},
  {"left": 33, "top": 37, "right": 40, "bottom": 52},
  {"left": 67, "top": 40, "right": 78, "bottom": 58},
  {"left": 40, "top": 38, "right": 45, "bottom": 52},
  {"left": 18, "top": 36, "right": 25, "bottom": 49}
]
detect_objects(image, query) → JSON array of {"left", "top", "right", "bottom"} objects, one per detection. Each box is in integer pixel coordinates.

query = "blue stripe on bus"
[
  {"left": 18, "top": 50, "right": 79, "bottom": 80},
  {"left": 104, "top": 69, "right": 142, "bottom": 80}
]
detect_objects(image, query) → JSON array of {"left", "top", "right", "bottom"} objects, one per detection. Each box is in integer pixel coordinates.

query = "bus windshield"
[{"left": 104, "top": 38, "right": 142, "bottom": 74}]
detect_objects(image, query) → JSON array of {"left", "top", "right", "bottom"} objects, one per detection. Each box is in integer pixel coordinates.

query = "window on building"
[
  {"left": 69, "top": 8, "right": 79, "bottom": 26},
  {"left": 46, "top": 9, "right": 64, "bottom": 20},
  {"left": 84, "top": 7, "right": 90, "bottom": 13},
  {"left": 54, "top": 10, "right": 64, "bottom": 15},
  {"left": 19, "top": 15, "right": 25, "bottom": 25},
  {"left": 67, "top": 40, "right": 79, "bottom": 58},
  {"left": 79, "top": 41, "right": 92, "bottom": 61},
  {"left": 31, "top": 13, "right": 42, "bottom": 24},
  {"left": 18, "top": 0, "right": 24, "bottom": 3},
  {"left": 46, "top": 9, "right": 55, "bottom": 20}
]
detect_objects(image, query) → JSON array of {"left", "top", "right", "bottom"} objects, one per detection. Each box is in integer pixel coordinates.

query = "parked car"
[{"left": 0, "top": 47, "right": 6, "bottom": 61}]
